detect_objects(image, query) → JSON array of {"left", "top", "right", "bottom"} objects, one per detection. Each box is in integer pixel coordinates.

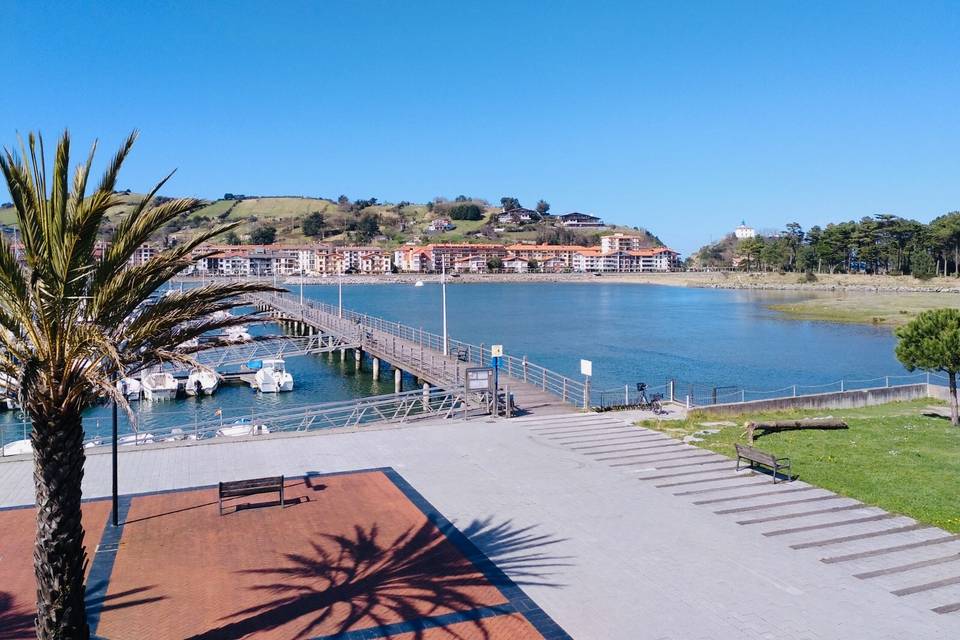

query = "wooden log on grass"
[{"left": 745, "top": 418, "right": 848, "bottom": 443}]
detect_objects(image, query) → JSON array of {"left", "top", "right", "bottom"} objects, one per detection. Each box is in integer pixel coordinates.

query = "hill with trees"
[
  {"left": 690, "top": 213, "right": 960, "bottom": 279},
  {"left": 0, "top": 192, "right": 663, "bottom": 250}
]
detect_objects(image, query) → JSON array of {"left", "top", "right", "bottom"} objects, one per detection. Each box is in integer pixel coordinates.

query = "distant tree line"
[{"left": 695, "top": 213, "right": 960, "bottom": 278}]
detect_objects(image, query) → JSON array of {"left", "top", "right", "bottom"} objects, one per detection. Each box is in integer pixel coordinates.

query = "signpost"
[
  {"left": 491, "top": 345, "right": 503, "bottom": 415},
  {"left": 580, "top": 359, "right": 592, "bottom": 409}
]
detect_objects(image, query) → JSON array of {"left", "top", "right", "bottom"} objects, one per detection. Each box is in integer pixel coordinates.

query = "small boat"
[
  {"left": 224, "top": 327, "right": 252, "bottom": 343},
  {"left": 185, "top": 369, "right": 219, "bottom": 396},
  {"left": 253, "top": 359, "right": 294, "bottom": 393},
  {"left": 164, "top": 428, "right": 197, "bottom": 442},
  {"left": 117, "top": 377, "right": 142, "bottom": 401},
  {"left": 1, "top": 438, "right": 32, "bottom": 456},
  {"left": 118, "top": 433, "right": 155, "bottom": 446},
  {"left": 414, "top": 280, "right": 424, "bottom": 287},
  {"left": 84, "top": 437, "right": 103, "bottom": 449},
  {"left": 217, "top": 419, "right": 270, "bottom": 437},
  {"left": 178, "top": 337, "right": 200, "bottom": 350},
  {"left": 141, "top": 372, "right": 178, "bottom": 401}
]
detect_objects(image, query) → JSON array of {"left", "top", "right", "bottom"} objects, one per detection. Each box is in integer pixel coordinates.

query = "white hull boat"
[
  {"left": 118, "top": 433, "right": 155, "bottom": 446},
  {"left": 185, "top": 369, "right": 219, "bottom": 396},
  {"left": 217, "top": 420, "right": 270, "bottom": 437},
  {"left": 414, "top": 280, "right": 424, "bottom": 287},
  {"left": 141, "top": 372, "right": 178, "bottom": 401},
  {"left": 253, "top": 359, "right": 294, "bottom": 393},
  {"left": 117, "top": 377, "right": 142, "bottom": 401},
  {"left": 1, "top": 438, "right": 32, "bottom": 456},
  {"left": 224, "top": 329, "right": 252, "bottom": 343}
]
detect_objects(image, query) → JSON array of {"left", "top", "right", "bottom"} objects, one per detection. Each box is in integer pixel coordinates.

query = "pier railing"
[
  {"left": 0, "top": 387, "right": 473, "bottom": 455},
  {"left": 253, "top": 292, "right": 588, "bottom": 407}
]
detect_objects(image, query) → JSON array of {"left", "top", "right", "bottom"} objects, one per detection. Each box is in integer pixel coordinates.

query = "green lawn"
[{"left": 642, "top": 400, "right": 960, "bottom": 532}]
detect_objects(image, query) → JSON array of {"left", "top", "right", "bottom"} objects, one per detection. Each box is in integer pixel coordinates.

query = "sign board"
[
  {"left": 491, "top": 344, "right": 504, "bottom": 357},
  {"left": 580, "top": 359, "right": 593, "bottom": 377},
  {"left": 465, "top": 367, "right": 495, "bottom": 392}
]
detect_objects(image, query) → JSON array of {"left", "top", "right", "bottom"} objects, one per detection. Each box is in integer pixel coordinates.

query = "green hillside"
[{"left": 0, "top": 194, "right": 664, "bottom": 250}]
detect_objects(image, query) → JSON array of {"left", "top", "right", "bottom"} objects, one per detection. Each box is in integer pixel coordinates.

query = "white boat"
[
  {"left": 185, "top": 369, "right": 219, "bottom": 396},
  {"left": 224, "top": 327, "right": 252, "bottom": 343},
  {"left": 1, "top": 438, "right": 31, "bottom": 456},
  {"left": 164, "top": 428, "right": 197, "bottom": 442},
  {"left": 118, "top": 433, "right": 154, "bottom": 446},
  {"left": 141, "top": 372, "right": 178, "bottom": 401},
  {"left": 414, "top": 280, "right": 424, "bottom": 287},
  {"left": 178, "top": 337, "right": 200, "bottom": 350},
  {"left": 217, "top": 419, "right": 270, "bottom": 437},
  {"left": 253, "top": 359, "right": 294, "bottom": 393},
  {"left": 117, "top": 377, "right": 142, "bottom": 401}
]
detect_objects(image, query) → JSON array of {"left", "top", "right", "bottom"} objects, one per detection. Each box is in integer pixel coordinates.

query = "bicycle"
[{"left": 636, "top": 382, "right": 664, "bottom": 414}]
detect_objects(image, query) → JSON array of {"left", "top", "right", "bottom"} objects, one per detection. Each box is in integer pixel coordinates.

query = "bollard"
[
  {"left": 685, "top": 394, "right": 691, "bottom": 409},
  {"left": 422, "top": 382, "right": 430, "bottom": 411}
]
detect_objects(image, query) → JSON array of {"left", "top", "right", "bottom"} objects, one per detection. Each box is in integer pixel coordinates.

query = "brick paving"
[
  {"left": 0, "top": 500, "right": 113, "bottom": 640},
  {"left": 1, "top": 471, "right": 561, "bottom": 640}
]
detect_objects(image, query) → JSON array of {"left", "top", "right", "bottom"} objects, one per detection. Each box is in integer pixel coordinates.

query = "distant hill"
[{"left": 0, "top": 193, "right": 666, "bottom": 251}]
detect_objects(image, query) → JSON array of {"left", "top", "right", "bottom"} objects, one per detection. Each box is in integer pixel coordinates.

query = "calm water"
[{"left": 0, "top": 283, "right": 910, "bottom": 443}]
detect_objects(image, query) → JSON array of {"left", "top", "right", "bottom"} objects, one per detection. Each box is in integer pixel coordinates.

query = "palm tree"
[{"left": 0, "top": 130, "right": 274, "bottom": 639}]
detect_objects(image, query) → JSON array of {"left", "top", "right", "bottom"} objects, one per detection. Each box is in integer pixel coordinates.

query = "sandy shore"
[
  {"left": 175, "top": 270, "right": 960, "bottom": 292},
  {"left": 172, "top": 271, "right": 960, "bottom": 326}
]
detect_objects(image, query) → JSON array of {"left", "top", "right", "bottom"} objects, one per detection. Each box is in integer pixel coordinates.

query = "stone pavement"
[{"left": 1, "top": 411, "right": 958, "bottom": 639}]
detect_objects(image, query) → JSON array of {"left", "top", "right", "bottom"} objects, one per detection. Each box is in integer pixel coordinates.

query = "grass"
[
  {"left": 641, "top": 400, "right": 960, "bottom": 532},
  {"left": 769, "top": 292, "right": 960, "bottom": 326}
]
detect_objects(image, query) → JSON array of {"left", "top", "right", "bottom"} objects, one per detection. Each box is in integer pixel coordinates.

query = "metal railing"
[
  {"left": 0, "top": 387, "right": 473, "bottom": 456},
  {"left": 166, "top": 334, "right": 358, "bottom": 372},
  {"left": 664, "top": 372, "right": 943, "bottom": 408},
  {"left": 252, "top": 292, "right": 589, "bottom": 406}
]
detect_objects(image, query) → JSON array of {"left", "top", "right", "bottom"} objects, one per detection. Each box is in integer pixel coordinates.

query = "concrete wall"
[{"left": 691, "top": 383, "right": 941, "bottom": 417}]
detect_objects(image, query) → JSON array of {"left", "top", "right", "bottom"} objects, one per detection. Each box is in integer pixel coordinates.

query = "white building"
[{"left": 735, "top": 221, "right": 756, "bottom": 239}]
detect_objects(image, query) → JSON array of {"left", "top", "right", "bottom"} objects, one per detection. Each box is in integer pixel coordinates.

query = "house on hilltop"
[{"left": 558, "top": 212, "right": 604, "bottom": 228}]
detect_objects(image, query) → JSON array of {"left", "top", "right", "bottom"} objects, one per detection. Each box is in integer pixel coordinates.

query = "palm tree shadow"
[
  {"left": 187, "top": 518, "right": 571, "bottom": 640},
  {"left": 0, "top": 591, "right": 33, "bottom": 640}
]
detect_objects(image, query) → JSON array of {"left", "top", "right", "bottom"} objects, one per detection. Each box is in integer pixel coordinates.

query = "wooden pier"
[{"left": 250, "top": 292, "right": 582, "bottom": 416}]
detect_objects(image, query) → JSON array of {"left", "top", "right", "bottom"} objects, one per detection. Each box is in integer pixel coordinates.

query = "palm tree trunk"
[
  {"left": 31, "top": 408, "right": 89, "bottom": 640},
  {"left": 950, "top": 372, "right": 958, "bottom": 427}
]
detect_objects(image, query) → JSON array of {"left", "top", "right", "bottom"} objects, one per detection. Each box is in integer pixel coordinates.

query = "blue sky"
[{"left": 2, "top": 1, "right": 958, "bottom": 254}]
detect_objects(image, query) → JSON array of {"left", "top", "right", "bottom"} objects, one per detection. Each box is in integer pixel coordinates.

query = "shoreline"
[{"left": 174, "top": 271, "right": 960, "bottom": 294}]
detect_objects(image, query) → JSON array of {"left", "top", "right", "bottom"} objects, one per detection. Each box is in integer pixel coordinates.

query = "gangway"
[{"left": 163, "top": 334, "right": 357, "bottom": 373}]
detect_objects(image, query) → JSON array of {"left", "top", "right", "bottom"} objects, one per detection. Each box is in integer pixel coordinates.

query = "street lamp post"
[
  {"left": 441, "top": 262, "right": 448, "bottom": 356},
  {"left": 111, "top": 378, "right": 118, "bottom": 526},
  {"left": 299, "top": 267, "right": 304, "bottom": 307},
  {"left": 338, "top": 269, "right": 343, "bottom": 318}
]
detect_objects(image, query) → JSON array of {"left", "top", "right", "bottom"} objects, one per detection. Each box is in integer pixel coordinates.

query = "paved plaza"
[{"left": 1, "top": 412, "right": 959, "bottom": 638}]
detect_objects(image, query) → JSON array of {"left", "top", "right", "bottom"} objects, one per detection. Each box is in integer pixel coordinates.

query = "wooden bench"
[
  {"left": 218, "top": 475, "right": 284, "bottom": 515},
  {"left": 734, "top": 444, "right": 791, "bottom": 483}
]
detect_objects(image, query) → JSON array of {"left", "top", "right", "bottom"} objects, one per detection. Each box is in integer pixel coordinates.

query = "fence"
[
  {"left": 0, "top": 386, "right": 472, "bottom": 456},
  {"left": 594, "top": 372, "right": 948, "bottom": 410}
]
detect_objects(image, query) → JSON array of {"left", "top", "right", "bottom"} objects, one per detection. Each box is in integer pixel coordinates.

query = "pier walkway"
[{"left": 250, "top": 292, "right": 581, "bottom": 416}]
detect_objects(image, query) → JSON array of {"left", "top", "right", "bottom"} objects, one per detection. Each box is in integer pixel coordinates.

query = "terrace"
[{"left": 2, "top": 410, "right": 958, "bottom": 638}]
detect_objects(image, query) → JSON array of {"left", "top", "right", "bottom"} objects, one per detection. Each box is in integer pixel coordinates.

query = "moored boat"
[
  {"left": 117, "top": 377, "right": 142, "bottom": 401},
  {"left": 141, "top": 372, "right": 178, "bottom": 401},
  {"left": 253, "top": 359, "right": 294, "bottom": 393},
  {"left": 217, "top": 419, "right": 270, "bottom": 437},
  {"left": 185, "top": 369, "right": 219, "bottom": 396},
  {"left": 1, "top": 438, "right": 32, "bottom": 456}
]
